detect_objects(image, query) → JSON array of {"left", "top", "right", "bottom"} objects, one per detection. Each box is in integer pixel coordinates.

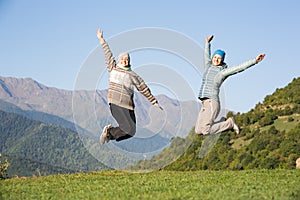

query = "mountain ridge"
[{"left": 0, "top": 76, "right": 200, "bottom": 139}]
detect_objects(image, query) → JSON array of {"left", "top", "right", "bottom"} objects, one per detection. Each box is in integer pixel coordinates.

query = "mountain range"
[
  {"left": 0, "top": 76, "right": 200, "bottom": 138},
  {"left": 0, "top": 76, "right": 201, "bottom": 175}
]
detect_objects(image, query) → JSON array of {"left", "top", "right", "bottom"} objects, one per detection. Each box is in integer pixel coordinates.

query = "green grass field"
[{"left": 1, "top": 170, "right": 300, "bottom": 200}]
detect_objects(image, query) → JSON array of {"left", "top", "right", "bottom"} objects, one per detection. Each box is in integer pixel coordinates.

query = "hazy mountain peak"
[{"left": 0, "top": 76, "right": 50, "bottom": 98}]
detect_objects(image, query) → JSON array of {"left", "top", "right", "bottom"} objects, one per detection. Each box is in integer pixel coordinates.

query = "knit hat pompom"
[{"left": 212, "top": 49, "right": 225, "bottom": 61}]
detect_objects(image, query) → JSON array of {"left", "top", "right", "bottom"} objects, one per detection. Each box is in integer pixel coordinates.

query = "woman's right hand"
[
  {"left": 206, "top": 35, "right": 214, "bottom": 43},
  {"left": 97, "top": 28, "right": 103, "bottom": 40}
]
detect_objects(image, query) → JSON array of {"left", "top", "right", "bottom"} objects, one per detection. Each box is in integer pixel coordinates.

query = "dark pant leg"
[{"left": 109, "top": 103, "right": 136, "bottom": 141}]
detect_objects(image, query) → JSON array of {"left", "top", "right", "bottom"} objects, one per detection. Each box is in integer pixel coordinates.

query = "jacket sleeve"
[
  {"left": 203, "top": 42, "right": 211, "bottom": 70},
  {"left": 101, "top": 40, "right": 116, "bottom": 72},
  {"left": 133, "top": 74, "right": 158, "bottom": 105},
  {"left": 221, "top": 58, "right": 257, "bottom": 78}
]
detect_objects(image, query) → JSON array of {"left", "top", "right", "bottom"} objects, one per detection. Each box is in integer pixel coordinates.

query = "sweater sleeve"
[
  {"left": 221, "top": 58, "right": 257, "bottom": 78},
  {"left": 101, "top": 40, "right": 116, "bottom": 72},
  {"left": 204, "top": 42, "right": 211, "bottom": 70},
  {"left": 133, "top": 74, "right": 158, "bottom": 105}
]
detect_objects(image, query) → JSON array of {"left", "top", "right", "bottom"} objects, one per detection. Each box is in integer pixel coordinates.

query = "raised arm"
[
  {"left": 97, "top": 27, "right": 116, "bottom": 71},
  {"left": 204, "top": 35, "right": 214, "bottom": 69},
  {"left": 221, "top": 54, "right": 266, "bottom": 78}
]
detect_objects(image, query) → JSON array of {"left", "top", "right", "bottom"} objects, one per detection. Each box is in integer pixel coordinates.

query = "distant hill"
[
  {"left": 0, "top": 110, "right": 110, "bottom": 177},
  {"left": 130, "top": 77, "right": 300, "bottom": 170},
  {"left": 0, "top": 99, "right": 77, "bottom": 131}
]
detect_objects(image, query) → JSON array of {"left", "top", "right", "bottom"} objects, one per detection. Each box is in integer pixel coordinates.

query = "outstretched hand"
[
  {"left": 154, "top": 103, "right": 163, "bottom": 110},
  {"left": 97, "top": 28, "right": 104, "bottom": 41},
  {"left": 206, "top": 35, "right": 214, "bottom": 43},
  {"left": 256, "top": 54, "right": 266, "bottom": 62}
]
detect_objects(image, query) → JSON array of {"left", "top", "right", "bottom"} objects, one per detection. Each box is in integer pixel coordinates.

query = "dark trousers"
[{"left": 108, "top": 103, "right": 136, "bottom": 141}]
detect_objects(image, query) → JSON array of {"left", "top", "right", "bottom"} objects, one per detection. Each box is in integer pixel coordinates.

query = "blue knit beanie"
[{"left": 212, "top": 49, "right": 225, "bottom": 61}]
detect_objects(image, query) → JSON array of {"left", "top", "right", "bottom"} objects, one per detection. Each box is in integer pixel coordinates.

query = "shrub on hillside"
[
  {"left": 258, "top": 112, "right": 278, "bottom": 127},
  {"left": 0, "top": 153, "right": 10, "bottom": 179}
]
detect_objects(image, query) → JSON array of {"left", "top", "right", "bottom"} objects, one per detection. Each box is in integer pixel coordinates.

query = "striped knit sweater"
[
  {"left": 101, "top": 40, "right": 158, "bottom": 110},
  {"left": 198, "top": 42, "right": 258, "bottom": 102}
]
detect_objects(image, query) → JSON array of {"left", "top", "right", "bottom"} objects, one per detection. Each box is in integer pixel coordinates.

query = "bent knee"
[
  {"left": 129, "top": 127, "right": 136, "bottom": 136},
  {"left": 125, "top": 126, "right": 136, "bottom": 136}
]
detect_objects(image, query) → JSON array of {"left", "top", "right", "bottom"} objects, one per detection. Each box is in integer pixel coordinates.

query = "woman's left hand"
[{"left": 256, "top": 54, "right": 266, "bottom": 62}]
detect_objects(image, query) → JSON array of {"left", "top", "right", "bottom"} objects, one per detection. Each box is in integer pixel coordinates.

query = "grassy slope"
[
  {"left": 1, "top": 170, "right": 300, "bottom": 200},
  {"left": 231, "top": 114, "right": 300, "bottom": 150},
  {"left": 161, "top": 77, "right": 300, "bottom": 171}
]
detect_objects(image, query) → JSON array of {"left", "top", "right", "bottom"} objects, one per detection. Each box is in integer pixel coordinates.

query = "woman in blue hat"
[{"left": 195, "top": 35, "right": 265, "bottom": 135}]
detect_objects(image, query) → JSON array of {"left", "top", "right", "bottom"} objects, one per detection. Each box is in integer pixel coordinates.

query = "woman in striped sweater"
[
  {"left": 97, "top": 28, "right": 163, "bottom": 144},
  {"left": 195, "top": 35, "right": 265, "bottom": 135}
]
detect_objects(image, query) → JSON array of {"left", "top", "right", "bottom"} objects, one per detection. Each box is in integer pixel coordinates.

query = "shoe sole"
[{"left": 100, "top": 126, "right": 108, "bottom": 144}]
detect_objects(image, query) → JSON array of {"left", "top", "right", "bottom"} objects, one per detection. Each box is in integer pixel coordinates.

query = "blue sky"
[{"left": 0, "top": 0, "right": 299, "bottom": 113}]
